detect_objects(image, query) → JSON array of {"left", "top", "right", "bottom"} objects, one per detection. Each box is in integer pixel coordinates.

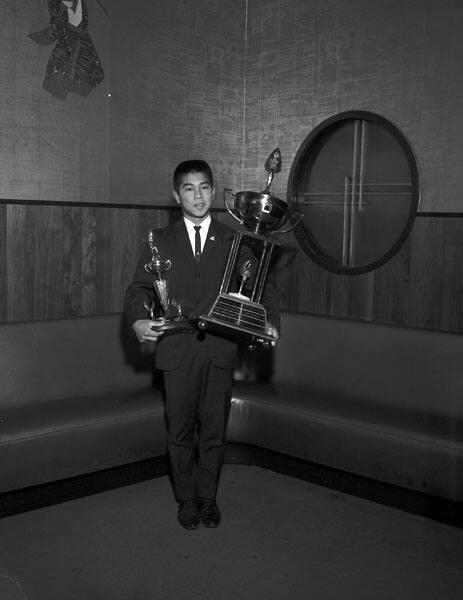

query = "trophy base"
[
  {"left": 228, "top": 292, "right": 251, "bottom": 301},
  {"left": 198, "top": 294, "right": 275, "bottom": 344},
  {"left": 150, "top": 316, "right": 194, "bottom": 335}
]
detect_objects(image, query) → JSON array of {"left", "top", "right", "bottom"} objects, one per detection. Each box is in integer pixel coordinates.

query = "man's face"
[{"left": 173, "top": 171, "right": 214, "bottom": 224}]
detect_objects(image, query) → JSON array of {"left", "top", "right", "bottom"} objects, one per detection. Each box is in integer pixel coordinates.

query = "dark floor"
[{"left": 0, "top": 457, "right": 462, "bottom": 600}]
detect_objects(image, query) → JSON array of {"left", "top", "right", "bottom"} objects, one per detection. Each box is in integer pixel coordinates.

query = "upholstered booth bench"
[
  {"left": 229, "top": 314, "right": 463, "bottom": 502},
  {"left": 1, "top": 312, "right": 462, "bottom": 502},
  {"left": 0, "top": 315, "right": 165, "bottom": 494}
]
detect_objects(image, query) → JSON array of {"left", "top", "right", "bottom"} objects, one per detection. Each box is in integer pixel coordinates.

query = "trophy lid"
[
  {"left": 264, "top": 148, "right": 282, "bottom": 191},
  {"left": 224, "top": 148, "right": 290, "bottom": 235}
]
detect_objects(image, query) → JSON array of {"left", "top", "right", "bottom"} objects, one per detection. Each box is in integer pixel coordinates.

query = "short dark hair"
[{"left": 173, "top": 160, "right": 214, "bottom": 192}]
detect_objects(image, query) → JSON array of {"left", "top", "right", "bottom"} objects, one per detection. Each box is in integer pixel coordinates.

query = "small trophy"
[
  {"left": 144, "top": 231, "right": 193, "bottom": 334},
  {"left": 198, "top": 148, "right": 300, "bottom": 346}
]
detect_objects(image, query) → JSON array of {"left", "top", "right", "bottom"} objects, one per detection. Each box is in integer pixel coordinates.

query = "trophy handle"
[
  {"left": 223, "top": 188, "right": 244, "bottom": 225},
  {"left": 269, "top": 209, "right": 303, "bottom": 236}
]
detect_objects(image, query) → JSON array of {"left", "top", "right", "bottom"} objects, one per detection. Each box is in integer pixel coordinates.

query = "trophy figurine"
[
  {"left": 144, "top": 231, "right": 193, "bottom": 334},
  {"left": 198, "top": 148, "right": 301, "bottom": 346}
]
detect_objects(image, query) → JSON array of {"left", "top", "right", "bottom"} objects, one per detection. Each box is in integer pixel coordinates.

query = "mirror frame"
[{"left": 287, "top": 111, "right": 421, "bottom": 275}]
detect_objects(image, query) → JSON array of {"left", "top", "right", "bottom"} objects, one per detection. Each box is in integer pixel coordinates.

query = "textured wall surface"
[
  {"left": 0, "top": 0, "right": 244, "bottom": 206},
  {"left": 0, "top": 0, "right": 110, "bottom": 203},
  {"left": 242, "top": 0, "right": 463, "bottom": 214},
  {"left": 109, "top": 0, "right": 245, "bottom": 205},
  {"left": 3, "top": 0, "right": 463, "bottom": 211}
]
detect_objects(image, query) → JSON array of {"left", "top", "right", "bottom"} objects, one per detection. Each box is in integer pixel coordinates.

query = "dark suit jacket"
[{"left": 124, "top": 217, "right": 280, "bottom": 372}]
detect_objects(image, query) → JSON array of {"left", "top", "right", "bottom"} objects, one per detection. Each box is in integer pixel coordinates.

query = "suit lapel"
[
  {"left": 173, "top": 219, "right": 196, "bottom": 267},
  {"left": 201, "top": 219, "right": 233, "bottom": 264},
  {"left": 200, "top": 221, "right": 216, "bottom": 264}
]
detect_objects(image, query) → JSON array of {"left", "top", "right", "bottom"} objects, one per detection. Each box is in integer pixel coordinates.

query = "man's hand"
[
  {"left": 132, "top": 319, "right": 165, "bottom": 344},
  {"left": 266, "top": 322, "right": 280, "bottom": 347}
]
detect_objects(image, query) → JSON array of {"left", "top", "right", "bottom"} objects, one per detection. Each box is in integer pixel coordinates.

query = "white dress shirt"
[{"left": 183, "top": 215, "right": 211, "bottom": 257}]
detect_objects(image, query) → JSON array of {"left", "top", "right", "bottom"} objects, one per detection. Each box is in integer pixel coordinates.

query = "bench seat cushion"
[
  {"left": 229, "top": 381, "right": 463, "bottom": 501},
  {"left": 231, "top": 381, "right": 462, "bottom": 445}
]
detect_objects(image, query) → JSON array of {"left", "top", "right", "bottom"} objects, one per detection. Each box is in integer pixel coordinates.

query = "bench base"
[{"left": 1, "top": 445, "right": 462, "bottom": 528}]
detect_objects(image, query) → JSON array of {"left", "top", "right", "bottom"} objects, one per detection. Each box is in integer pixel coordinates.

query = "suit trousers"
[{"left": 162, "top": 336, "right": 234, "bottom": 502}]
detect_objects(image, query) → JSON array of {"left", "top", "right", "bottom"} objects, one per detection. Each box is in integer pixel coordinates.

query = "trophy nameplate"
[
  {"left": 198, "top": 148, "right": 301, "bottom": 346},
  {"left": 144, "top": 231, "right": 194, "bottom": 335}
]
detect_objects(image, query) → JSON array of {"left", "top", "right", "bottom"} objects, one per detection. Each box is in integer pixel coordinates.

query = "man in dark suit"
[{"left": 124, "top": 160, "right": 279, "bottom": 530}]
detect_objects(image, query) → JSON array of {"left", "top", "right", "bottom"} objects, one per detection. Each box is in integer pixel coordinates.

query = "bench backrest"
[
  {"left": 273, "top": 311, "right": 463, "bottom": 416},
  {"left": 2, "top": 311, "right": 462, "bottom": 418},
  {"left": 0, "top": 314, "right": 154, "bottom": 408}
]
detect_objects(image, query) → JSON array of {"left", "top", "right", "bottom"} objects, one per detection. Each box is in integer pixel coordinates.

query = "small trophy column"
[{"left": 144, "top": 231, "right": 193, "bottom": 335}]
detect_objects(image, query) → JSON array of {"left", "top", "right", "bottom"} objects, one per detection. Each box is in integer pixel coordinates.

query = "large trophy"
[
  {"left": 198, "top": 148, "right": 299, "bottom": 346},
  {"left": 144, "top": 231, "right": 194, "bottom": 334}
]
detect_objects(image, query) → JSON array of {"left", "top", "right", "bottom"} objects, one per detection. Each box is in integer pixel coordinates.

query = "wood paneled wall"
[
  {"left": 0, "top": 202, "right": 461, "bottom": 334},
  {"left": 276, "top": 215, "right": 463, "bottom": 334},
  {"left": 0, "top": 202, "right": 171, "bottom": 322}
]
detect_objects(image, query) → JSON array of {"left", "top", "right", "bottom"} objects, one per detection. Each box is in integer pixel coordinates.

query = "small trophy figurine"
[
  {"left": 230, "top": 260, "right": 253, "bottom": 300},
  {"left": 143, "top": 231, "right": 193, "bottom": 334}
]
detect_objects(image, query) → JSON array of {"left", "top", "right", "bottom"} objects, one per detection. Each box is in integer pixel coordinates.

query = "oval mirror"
[{"left": 288, "top": 111, "right": 421, "bottom": 274}]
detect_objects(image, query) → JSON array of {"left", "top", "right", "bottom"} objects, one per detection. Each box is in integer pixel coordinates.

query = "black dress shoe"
[
  {"left": 178, "top": 500, "right": 200, "bottom": 530},
  {"left": 199, "top": 498, "right": 221, "bottom": 528}
]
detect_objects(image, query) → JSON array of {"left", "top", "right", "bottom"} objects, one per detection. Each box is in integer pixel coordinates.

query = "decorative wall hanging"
[{"left": 29, "top": 0, "right": 105, "bottom": 99}]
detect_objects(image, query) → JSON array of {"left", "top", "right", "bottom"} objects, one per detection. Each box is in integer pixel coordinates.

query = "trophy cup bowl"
[
  {"left": 224, "top": 147, "right": 294, "bottom": 236},
  {"left": 232, "top": 190, "right": 289, "bottom": 235}
]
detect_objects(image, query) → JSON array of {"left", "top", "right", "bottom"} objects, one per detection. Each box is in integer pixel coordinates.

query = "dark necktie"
[{"left": 194, "top": 225, "right": 201, "bottom": 263}]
